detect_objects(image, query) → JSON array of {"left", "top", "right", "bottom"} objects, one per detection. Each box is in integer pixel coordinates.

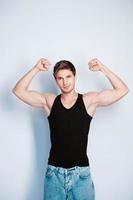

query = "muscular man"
[{"left": 12, "top": 58, "right": 129, "bottom": 200}]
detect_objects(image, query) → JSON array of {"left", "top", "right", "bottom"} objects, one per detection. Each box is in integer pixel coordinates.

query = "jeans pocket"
[{"left": 79, "top": 167, "right": 90, "bottom": 179}]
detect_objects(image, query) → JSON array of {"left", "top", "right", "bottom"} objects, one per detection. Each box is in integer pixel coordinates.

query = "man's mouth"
[{"left": 63, "top": 85, "right": 70, "bottom": 88}]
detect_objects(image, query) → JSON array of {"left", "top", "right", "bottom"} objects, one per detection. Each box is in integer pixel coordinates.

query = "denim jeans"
[{"left": 43, "top": 164, "right": 95, "bottom": 200}]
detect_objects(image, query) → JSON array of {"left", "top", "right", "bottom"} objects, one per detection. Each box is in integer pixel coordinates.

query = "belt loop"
[{"left": 55, "top": 167, "right": 59, "bottom": 175}]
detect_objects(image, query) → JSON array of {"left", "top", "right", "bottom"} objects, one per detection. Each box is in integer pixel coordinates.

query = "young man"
[{"left": 12, "top": 58, "right": 129, "bottom": 200}]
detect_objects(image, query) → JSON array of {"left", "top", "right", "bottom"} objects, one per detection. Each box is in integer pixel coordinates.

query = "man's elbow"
[
  {"left": 12, "top": 88, "right": 16, "bottom": 93},
  {"left": 119, "top": 87, "right": 129, "bottom": 97},
  {"left": 12, "top": 88, "right": 18, "bottom": 95},
  {"left": 12, "top": 88, "right": 23, "bottom": 97},
  {"left": 12, "top": 88, "right": 16, "bottom": 94},
  {"left": 123, "top": 86, "right": 129, "bottom": 95}
]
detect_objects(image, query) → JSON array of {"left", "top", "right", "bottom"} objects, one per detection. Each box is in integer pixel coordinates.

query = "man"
[{"left": 12, "top": 58, "right": 129, "bottom": 200}]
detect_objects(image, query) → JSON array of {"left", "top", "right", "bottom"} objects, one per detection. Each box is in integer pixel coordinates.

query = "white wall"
[{"left": 0, "top": 0, "right": 132, "bottom": 199}]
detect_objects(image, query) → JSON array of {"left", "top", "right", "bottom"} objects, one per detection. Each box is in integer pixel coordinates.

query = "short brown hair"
[{"left": 53, "top": 60, "right": 76, "bottom": 79}]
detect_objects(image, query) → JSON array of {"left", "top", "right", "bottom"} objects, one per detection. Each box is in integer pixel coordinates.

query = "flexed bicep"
[
  {"left": 13, "top": 90, "right": 48, "bottom": 108},
  {"left": 92, "top": 89, "right": 128, "bottom": 107}
]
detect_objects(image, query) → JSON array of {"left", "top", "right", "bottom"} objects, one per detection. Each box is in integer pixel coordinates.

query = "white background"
[{"left": 0, "top": 0, "right": 132, "bottom": 199}]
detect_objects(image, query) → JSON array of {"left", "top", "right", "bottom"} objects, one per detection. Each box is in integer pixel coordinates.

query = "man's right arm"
[{"left": 12, "top": 58, "right": 55, "bottom": 109}]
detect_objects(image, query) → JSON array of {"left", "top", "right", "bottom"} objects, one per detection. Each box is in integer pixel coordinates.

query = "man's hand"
[
  {"left": 88, "top": 58, "right": 105, "bottom": 71},
  {"left": 35, "top": 58, "right": 51, "bottom": 71},
  {"left": 85, "top": 58, "right": 129, "bottom": 109}
]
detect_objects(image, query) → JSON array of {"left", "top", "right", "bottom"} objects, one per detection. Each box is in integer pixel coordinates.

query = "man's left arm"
[{"left": 85, "top": 58, "right": 129, "bottom": 107}]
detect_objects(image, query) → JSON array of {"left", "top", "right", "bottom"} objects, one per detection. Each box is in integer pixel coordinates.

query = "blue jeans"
[{"left": 43, "top": 164, "right": 95, "bottom": 200}]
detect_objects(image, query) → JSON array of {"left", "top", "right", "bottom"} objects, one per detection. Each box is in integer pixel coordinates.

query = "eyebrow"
[{"left": 57, "top": 75, "right": 72, "bottom": 78}]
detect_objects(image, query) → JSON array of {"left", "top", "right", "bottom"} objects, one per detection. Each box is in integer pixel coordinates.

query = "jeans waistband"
[{"left": 47, "top": 164, "right": 90, "bottom": 175}]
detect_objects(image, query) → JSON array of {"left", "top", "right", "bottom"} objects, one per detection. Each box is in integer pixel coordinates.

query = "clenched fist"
[
  {"left": 35, "top": 58, "right": 51, "bottom": 71},
  {"left": 88, "top": 58, "right": 105, "bottom": 71}
]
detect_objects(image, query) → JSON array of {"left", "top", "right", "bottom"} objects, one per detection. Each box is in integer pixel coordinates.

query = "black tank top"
[{"left": 47, "top": 93, "right": 93, "bottom": 168}]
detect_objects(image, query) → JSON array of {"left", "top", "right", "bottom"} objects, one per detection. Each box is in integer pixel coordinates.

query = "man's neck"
[{"left": 61, "top": 90, "right": 78, "bottom": 100}]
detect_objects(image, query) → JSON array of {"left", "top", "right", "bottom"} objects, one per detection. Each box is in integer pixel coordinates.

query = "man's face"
[{"left": 55, "top": 69, "right": 76, "bottom": 93}]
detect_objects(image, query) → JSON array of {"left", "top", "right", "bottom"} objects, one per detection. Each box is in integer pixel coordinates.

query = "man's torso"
[{"left": 43, "top": 92, "right": 97, "bottom": 118}]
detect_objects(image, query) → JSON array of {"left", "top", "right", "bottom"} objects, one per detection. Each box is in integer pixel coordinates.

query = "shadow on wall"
[
  {"left": 25, "top": 75, "right": 58, "bottom": 200},
  {"left": 25, "top": 109, "right": 50, "bottom": 200}
]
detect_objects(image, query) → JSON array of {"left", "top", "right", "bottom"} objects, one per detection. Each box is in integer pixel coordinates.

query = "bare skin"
[{"left": 12, "top": 58, "right": 129, "bottom": 118}]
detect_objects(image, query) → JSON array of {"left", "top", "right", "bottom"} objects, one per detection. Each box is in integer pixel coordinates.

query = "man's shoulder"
[
  {"left": 42, "top": 92, "right": 57, "bottom": 101},
  {"left": 83, "top": 91, "right": 98, "bottom": 100},
  {"left": 80, "top": 91, "right": 99, "bottom": 117},
  {"left": 82, "top": 91, "right": 99, "bottom": 107},
  {"left": 42, "top": 92, "right": 58, "bottom": 109}
]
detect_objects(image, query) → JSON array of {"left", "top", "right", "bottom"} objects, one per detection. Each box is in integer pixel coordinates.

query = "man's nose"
[{"left": 63, "top": 79, "right": 68, "bottom": 85}]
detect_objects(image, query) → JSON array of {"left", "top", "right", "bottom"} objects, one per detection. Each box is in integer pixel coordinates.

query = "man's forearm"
[
  {"left": 100, "top": 65, "right": 129, "bottom": 92},
  {"left": 12, "top": 66, "right": 40, "bottom": 92}
]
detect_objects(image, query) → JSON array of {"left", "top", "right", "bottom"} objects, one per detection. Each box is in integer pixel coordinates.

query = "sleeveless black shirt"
[{"left": 47, "top": 93, "right": 93, "bottom": 168}]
